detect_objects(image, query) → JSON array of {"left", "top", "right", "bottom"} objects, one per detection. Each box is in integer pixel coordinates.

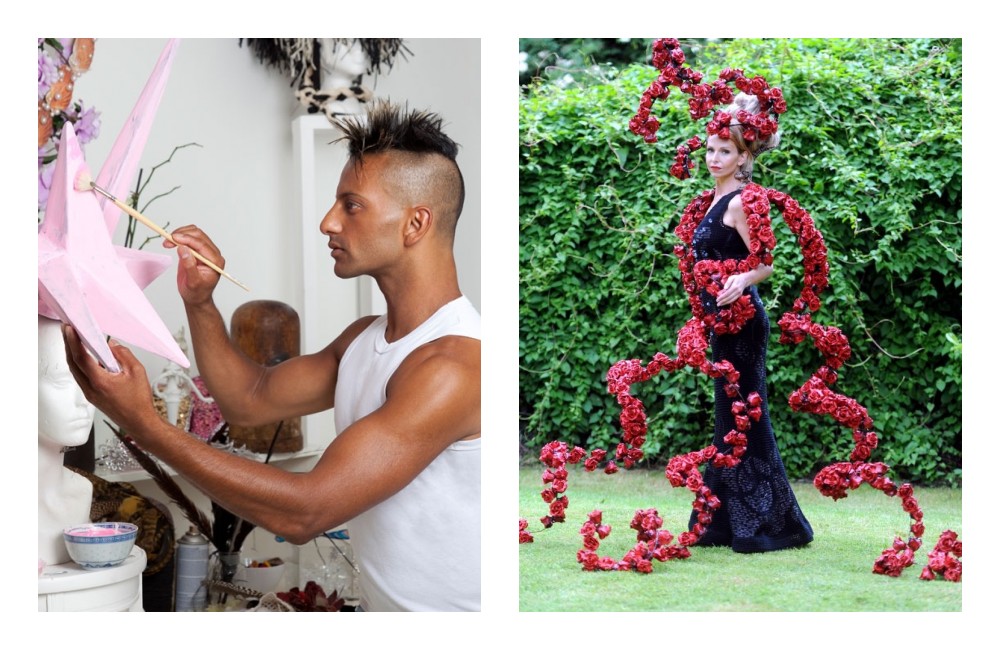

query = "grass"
[{"left": 519, "top": 464, "right": 962, "bottom": 611}]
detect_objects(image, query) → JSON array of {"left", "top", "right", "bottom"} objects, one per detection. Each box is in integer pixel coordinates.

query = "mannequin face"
[
  {"left": 38, "top": 317, "right": 95, "bottom": 447},
  {"left": 320, "top": 39, "right": 368, "bottom": 85}
]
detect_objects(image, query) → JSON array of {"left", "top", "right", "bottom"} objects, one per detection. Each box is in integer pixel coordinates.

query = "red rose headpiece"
[{"left": 628, "top": 38, "right": 787, "bottom": 180}]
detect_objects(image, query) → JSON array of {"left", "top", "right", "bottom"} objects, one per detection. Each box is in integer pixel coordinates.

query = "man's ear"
[{"left": 404, "top": 206, "right": 433, "bottom": 246}]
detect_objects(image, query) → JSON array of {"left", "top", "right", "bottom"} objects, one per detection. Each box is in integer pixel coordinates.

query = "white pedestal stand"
[{"left": 38, "top": 546, "right": 146, "bottom": 611}]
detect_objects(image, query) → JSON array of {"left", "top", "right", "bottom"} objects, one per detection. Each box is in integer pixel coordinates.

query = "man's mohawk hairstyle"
[{"left": 333, "top": 99, "right": 459, "bottom": 161}]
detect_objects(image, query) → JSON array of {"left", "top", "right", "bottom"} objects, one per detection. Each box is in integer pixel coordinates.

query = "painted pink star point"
[
  {"left": 37, "top": 39, "right": 187, "bottom": 373},
  {"left": 38, "top": 124, "right": 187, "bottom": 372}
]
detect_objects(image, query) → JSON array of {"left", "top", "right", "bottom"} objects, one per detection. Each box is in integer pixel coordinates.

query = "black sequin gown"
[{"left": 688, "top": 189, "right": 813, "bottom": 553}]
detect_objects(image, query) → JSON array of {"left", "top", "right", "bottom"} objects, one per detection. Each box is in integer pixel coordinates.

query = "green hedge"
[{"left": 519, "top": 38, "right": 962, "bottom": 485}]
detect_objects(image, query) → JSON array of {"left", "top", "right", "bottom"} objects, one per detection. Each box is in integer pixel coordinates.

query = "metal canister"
[{"left": 174, "top": 526, "right": 209, "bottom": 611}]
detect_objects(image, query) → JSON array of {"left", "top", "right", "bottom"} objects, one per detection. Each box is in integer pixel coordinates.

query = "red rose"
[
  {"left": 583, "top": 535, "right": 600, "bottom": 551},
  {"left": 635, "top": 559, "right": 654, "bottom": 574},
  {"left": 935, "top": 530, "right": 958, "bottom": 551},
  {"left": 578, "top": 550, "right": 599, "bottom": 571},
  {"left": 678, "top": 532, "right": 699, "bottom": 546}
]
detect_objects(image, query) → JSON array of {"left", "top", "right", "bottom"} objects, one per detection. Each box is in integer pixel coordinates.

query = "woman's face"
[
  {"left": 38, "top": 318, "right": 95, "bottom": 446},
  {"left": 705, "top": 134, "right": 747, "bottom": 181}
]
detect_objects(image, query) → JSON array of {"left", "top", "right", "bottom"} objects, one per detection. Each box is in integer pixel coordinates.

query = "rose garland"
[
  {"left": 920, "top": 529, "right": 962, "bottom": 582},
  {"left": 628, "top": 38, "right": 786, "bottom": 181},
  {"left": 519, "top": 39, "right": 960, "bottom": 582}
]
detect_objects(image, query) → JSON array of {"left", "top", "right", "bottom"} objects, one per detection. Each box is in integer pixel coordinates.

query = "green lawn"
[{"left": 519, "top": 465, "right": 962, "bottom": 611}]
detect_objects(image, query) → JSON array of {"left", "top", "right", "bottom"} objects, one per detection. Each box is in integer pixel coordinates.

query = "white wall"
[{"left": 73, "top": 38, "right": 481, "bottom": 454}]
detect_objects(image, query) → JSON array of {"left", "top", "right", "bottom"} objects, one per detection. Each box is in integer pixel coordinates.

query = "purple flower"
[
  {"left": 74, "top": 105, "right": 101, "bottom": 145},
  {"left": 38, "top": 49, "right": 59, "bottom": 100},
  {"left": 38, "top": 161, "right": 56, "bottom": 214}
]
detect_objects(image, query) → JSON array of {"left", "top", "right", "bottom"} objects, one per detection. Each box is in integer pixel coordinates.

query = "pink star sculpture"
[{"left": 38, "top": 39, "right": 187, "bottom": 373}]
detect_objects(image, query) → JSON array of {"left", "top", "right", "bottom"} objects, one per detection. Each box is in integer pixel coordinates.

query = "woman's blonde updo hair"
[{"left": 720, "top": 93, "right": 781, "bottom": 181}]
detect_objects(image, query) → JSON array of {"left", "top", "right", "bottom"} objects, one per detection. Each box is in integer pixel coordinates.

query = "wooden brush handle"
[{"left": 113, "top": 197, "right": 249, "bottom": 291}]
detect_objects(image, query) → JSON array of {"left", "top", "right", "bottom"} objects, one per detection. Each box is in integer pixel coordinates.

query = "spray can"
[{"left": 175, "top": 526, "right": 209, "bottom": 611}]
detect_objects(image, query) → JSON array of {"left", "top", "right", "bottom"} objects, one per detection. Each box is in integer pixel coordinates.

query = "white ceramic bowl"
[
  {"left": 237, "top": 557, "right": 286, "bottom": 594},
  {"left": 63, "top": 522, "right": 138, "bottom": 569}
]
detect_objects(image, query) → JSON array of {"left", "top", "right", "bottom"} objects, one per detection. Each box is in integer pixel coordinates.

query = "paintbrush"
[{"left": 75, "top": 172, "right": 249, "bottom": 292}]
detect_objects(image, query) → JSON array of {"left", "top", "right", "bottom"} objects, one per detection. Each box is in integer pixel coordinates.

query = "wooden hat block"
[{"left": 228, "top": 300, "right": 304, "bottom": 454}]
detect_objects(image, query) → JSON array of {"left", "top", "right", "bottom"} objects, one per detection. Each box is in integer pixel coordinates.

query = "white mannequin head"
[
  {"left": 319, "top": 38, "right": 368, "bottom": 89},
  {"left": 38, "top": 315, "right": 95, "bottom": 447},
  {"left": 38, "top": 315, "right": 95, "bottom": 567}
]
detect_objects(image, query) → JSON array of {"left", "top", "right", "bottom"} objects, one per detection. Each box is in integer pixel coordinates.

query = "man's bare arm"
[
  {"left": 64, "top": 328, "right": 480, "bottom": 544},
  {"left": 167, "top": 225, "right": 374, "bottom": 426}
]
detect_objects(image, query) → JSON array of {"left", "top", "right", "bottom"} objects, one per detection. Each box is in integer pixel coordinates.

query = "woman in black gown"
[{"left": 687, "top": 93, "right": 813, "bottom": 553}]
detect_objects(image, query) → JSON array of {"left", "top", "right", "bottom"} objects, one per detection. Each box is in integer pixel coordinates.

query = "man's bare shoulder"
[
  {"left": 401, "top": 335, "right": 480, "bottom": 374},
  {"left": 386, "top": 335, "right": 480, "bottom": 440}
]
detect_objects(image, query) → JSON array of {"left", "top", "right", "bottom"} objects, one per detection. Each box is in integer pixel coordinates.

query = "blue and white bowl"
[{"left": 63, "top": 523, "right": 138, "bottom": 569}]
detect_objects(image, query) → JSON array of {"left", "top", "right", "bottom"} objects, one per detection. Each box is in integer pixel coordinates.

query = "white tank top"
[{"left": 334, "top": 296, "right": 481, "bottom": 611}]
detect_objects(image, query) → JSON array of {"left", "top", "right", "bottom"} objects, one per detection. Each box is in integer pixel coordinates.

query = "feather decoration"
[
  {"left": 239, "top": 38, "right": 411, "bottom": 86},
  {"left": 239, "top": 38, "right": 314, "bottom": 88},
  {"left": 353, "top": 39, "right": 411, "bottom": 76},
  {"left": 205, "top": 579, "right": 263, "bottom": 600},
  {"left": 106, "top": 421, "right": 215, "bottom": 548}
]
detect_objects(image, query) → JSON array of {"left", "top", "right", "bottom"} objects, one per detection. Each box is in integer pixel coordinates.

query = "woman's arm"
[{"left": 717, "top": 194, "right": 773, "bottom": 306}]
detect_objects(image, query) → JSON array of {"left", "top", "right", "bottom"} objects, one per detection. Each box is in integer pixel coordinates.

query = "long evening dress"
[{"left": 688, "top": 188, "right": 814, "bottom": 553}]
